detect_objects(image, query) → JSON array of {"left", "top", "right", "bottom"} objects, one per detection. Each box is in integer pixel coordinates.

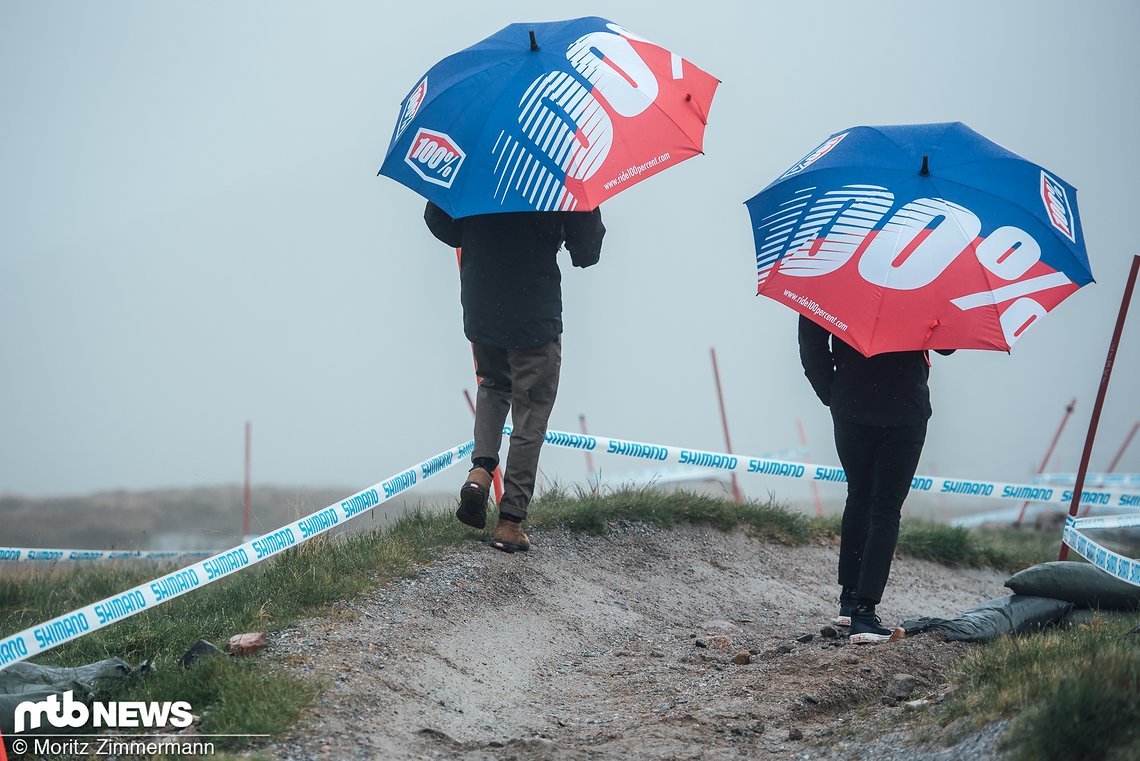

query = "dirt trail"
[{"left": 260, "top": 523, "right": 1011, "bottom": 760}]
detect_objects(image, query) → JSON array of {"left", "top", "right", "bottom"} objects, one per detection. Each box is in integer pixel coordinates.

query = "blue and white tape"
[
  {"left": 1063, "top": 516, "right": 1140, "bottom": 587},
  {"left": 597, "top": 447, "right": 810, "bottom": 488},
  {"left": 948, "top": 506, "right": 1051, "bottom": 528},
  {"left": 522, "top": 427, "right": 1140, "bottom": 508},
  {"left": 0, "top": 548, "right": 216, "bottom": 563},
  {"left": 1068, "top": 513, "right": 1140, "bottom": 531},
  {"left": 1035, "top": 473, "right": 1140, "bottom": 489},
  {"left": 0, "top": 439, "right": 473, "bottom": 670}
]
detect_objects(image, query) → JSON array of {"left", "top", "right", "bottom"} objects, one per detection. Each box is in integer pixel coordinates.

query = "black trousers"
[{"left": 833, "top": 418, "right": 927, "bottom": 606}]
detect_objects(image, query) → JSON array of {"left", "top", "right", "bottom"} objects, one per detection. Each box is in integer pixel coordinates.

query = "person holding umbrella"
[
  {"left": 799, "top": 317, "right": 953, "bottom": 642},
  {"left": 378, "top": 19, "right": 718, "bottom": 551},
  {"left": 745, "top": 122, "right": 1093, "bottom": 642},
  {"left": 424, "top": 203, "right": 604, "bottom": 552}
]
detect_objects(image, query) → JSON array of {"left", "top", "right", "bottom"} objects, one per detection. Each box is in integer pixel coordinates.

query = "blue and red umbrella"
[
  {"left": 379, "top": 17, "right": 718, "bottom": 218},
  {"left": 746, "top": 122, "right": 1094, "bottom": 355}
]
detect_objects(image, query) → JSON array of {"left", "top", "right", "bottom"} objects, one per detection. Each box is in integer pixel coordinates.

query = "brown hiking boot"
[
  {"left": 457, "top": 468, "right": 492, "bottom": 528},
  {"left": 490, "top": 517, "right": 530, "bottom": 553}
]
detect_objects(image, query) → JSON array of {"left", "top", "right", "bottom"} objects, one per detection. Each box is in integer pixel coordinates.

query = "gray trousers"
[{"left": 472, "top": 338, "right": 561, "bottom": 520}]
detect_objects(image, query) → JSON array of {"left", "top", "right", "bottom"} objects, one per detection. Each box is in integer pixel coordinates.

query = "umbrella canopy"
[
  {"left": 378, "top": 17, "right": 718, "bottom": 218},
  {"left": 746, "top": 122, "right": 1094, "bottom": 356}
]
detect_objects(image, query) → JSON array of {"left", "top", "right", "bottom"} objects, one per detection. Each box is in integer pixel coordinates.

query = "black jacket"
[
  {"left": 424, "top": 203, "right": 605, "bottom": 349},
  {"left": 798, "top": 316, "right": 953, "bottom": 427}
]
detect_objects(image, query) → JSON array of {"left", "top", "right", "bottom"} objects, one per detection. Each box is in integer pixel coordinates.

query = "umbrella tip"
[
  {"left": 529, "top": 30, "right": 539, "bottom": 52},
  {"left": 920, "top": 154, "right": 930, "bottom": 176}
]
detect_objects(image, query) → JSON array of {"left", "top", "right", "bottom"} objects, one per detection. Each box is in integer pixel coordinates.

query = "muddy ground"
[{"left": 258, "top": 523, "right": 1013, "bottom": 761}]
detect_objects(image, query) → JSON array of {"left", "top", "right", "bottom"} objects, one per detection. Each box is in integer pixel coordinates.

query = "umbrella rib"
[
  {"left": 921, "top": 173, "right": 1009, "bottom": 350},
  {"left": 916, "top": 173, "right": 1092, "bottom": 283},
  {"left": 864, "top": 258, "right": 889, "bottom": 357},
  {"left": 863, "top": 124, "right": 935, "bottom": 167},
  {"left": 380, "top": 55, "right": 525, "bottom": 168},
  {"left": 443, "top": 57, "right": 577, "bottom": 214},
  {"left": 863, "top": 127, "right": 952, "bottom": 355},
  {"left": 651, "top": 87, "right": 711, "bottom": 152},
  {"left": 574, "top": 80, "right": 710, "bottom": 210}
]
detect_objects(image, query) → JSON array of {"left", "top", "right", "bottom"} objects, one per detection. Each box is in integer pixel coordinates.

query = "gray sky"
[{"left": 2, "top": 0, "right": 1138, "bottom": 504}]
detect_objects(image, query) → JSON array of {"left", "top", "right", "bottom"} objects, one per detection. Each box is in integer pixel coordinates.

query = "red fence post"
[
  {"left": 243, "top": 421, "right": 252, "bottom": 539},
  {"left": 579, "top": 414, "right": 598, "bottom": 494},
  {"left": 1106, "top": 422, "right": 1139, "bottom": 474},
  {"left": 796, "top": 418, "right": 825, "bottom": 518},
  {"left": 710, "top": 347, "right": 743, "bottom": 504},
  {"left": 1059, "top": 255, "right": 1139, "bottom": 560},
  {"left": 1013, "top": 398, "right": 1076, "bottom": 526}
]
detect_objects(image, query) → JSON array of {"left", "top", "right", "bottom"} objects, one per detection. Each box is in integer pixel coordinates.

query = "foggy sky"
[{"left": 2, "top": 0, "right": 1138, "bottom": 507}]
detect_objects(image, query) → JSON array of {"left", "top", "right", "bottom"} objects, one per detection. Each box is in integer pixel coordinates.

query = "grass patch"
[
  {"left": 99, "top": 655, "right": 320, "bottom": 741},
  {"left": 971, "top": 526, "right": 1064, "bottom": 572},
  {"left": 529, "top": 486, "right": 810, "bottom": 543},
  {"left": 798, "top": 518, "right": 1059, "bottom": 571},
  {"left": 893, "top": 522, "right": 1058, "bottom": 571},
  {"left": 943, "top": 613, "right": 1140, "bottom": 761}
]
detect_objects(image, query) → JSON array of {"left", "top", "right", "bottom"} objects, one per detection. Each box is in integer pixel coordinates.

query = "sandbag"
[
  {"left": 1005, "top": 561, "right": 1140, "bottom": 610},
  {"left": 0, "top": 657, "right": 131, "bottom": 735},
  {"left": 901, "top": 595, "right": 1072, "bottom": 643},
  {"left": 1063, "top": 608, "right": 1101, "bottom": 627}
]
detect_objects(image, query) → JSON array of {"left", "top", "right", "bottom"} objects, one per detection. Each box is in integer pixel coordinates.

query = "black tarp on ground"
[
  {"left": 901, "top": 595, "right": 1073, "bottom": 643},
  {"left": 0, "top": 657, "right": 131, "bottom": 736}
]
